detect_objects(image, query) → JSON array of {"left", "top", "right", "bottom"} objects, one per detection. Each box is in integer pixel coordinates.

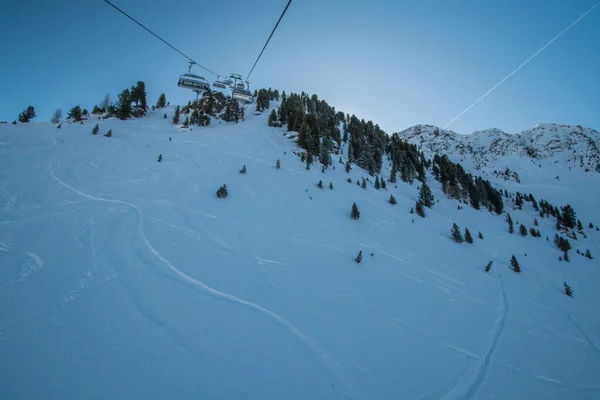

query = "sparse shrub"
[
  {"left": 51, "top": 108, "right": 63, "bottom": 124},
  {"left": 216, "top": 184, "right": 228, "bottom": 198}
]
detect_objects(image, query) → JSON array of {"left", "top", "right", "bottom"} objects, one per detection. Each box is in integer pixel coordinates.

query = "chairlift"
[
  {"left": 212, "top": 75, "right": 227, "bottom": 89},
  {"left": 178, "top": 61, "right": 210, "bottom": 94},
  {"left": 232, "top": 81, "right": 253, "bottom": 104}
]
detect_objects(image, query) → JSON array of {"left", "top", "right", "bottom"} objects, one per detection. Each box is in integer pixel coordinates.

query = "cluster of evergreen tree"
[
  {"left": 387, "top": 134, "right": 426, "bottom": 184},
  {"left": 90, "top": 82, "right": 148, "bottom": 120},
  {"left": 255, "top": 89, "right": 271, "bottom": 112},
  {"left": 432, "top": 154, "right": 503, "bottom": 214},
  {"left": 67, "top": 106, "right": 83, "bottom": 122}
]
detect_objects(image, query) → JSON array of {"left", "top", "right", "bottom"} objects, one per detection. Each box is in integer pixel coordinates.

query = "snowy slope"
[{"left": 1, "top": 107, "right": 600, "bottom": 399}]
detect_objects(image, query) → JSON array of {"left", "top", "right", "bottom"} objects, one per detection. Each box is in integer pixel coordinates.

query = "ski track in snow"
[
  {"left": 440, "top": 275, "right": 509, "bottom": 400},
  {"left": 48, "top": 164, "right": 357, "bottom": 399}
]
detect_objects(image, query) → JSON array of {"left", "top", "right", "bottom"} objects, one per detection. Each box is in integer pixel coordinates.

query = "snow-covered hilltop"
[
  {"left": 398, "top": 123, "right": 600, "bottom": 174},
  {"left": 1, "top": 93, "right": 600, "bottom": 400}
]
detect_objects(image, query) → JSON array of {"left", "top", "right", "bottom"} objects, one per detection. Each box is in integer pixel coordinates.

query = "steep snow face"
[{"left": 1, "top": 108, "right": 600, "bottom": 400}]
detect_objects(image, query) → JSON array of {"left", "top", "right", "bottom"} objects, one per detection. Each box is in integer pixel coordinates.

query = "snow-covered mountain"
[
  {"left": 398, "top": 123, "right": 600, "bottom": 175},
  {"left": 1, "top": 103, "right": 600, "bottom": 400}
]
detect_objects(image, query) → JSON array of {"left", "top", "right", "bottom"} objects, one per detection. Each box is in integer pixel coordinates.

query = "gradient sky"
[{"left": 1, "top": 0, "right": 598, "bottom": 134}]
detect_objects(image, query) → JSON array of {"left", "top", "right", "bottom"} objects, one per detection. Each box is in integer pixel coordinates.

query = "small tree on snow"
[
  {"left": 451, "top": 223, "right": 464, "bottom": 243},
  {"left": 351, "top": 202, "right": 360, "bottom": 220},
  {"left": 276, "top": 159, "right": 281, "bottom": 169},
  {"left": 388, "top": 194, "right": 397, "bottom": 205},
  {"left": 563, "top": 282, "right": 573, "bottom": 297},
  {"left": 464, "top": 228, "right": 473, "bottom": 243},
  {"left": 519, "top": 224, "right": 528, "bottom": 236},
  {"left": 51, "top": 108, "right": 63, "bottom": 124},
  {"left": 216, "top": 184, "right": 228, "bottom": 198},
  {"left": 416, "top": 200, "right": 425, "bottom": 218},
  {"left": 329, "top": 182, "right": 333, "bottom": 190},
  {"left": 317, "top": 179, "right": 324, "bottom": 189},
  {"left": 92, "top": 123, "right": 99, "bottom": 135},
  {"left": 484, "top": 261, "right": 493, "bottom": 272},
  {"left": 157, "top": 153, "right": 163, "bottom": 162},
  {"left": 478, "top": 231, "right": 483, "bottom": 240},
  {"left": 355, "top": 250, "right": 363, "bottom": 264},
  {"left": 239, "top": 165, "right": 247, "bottom": 174},
  {"left": 510, "top": 255, "right": 521, "bottom": 273},
  {"left": 104, "top": 129, "right": 112, "bottom": 137},
  {"left": 18, "top": 106, "right": 36, "bottom": 123}
]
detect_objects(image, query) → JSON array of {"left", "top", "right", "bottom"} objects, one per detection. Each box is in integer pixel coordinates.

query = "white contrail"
[{"left": 444, "top": 2, "right": 600, "bottom": 129}]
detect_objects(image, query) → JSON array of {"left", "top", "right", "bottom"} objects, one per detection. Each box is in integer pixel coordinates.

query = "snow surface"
[{"left": 1, "top": 107, "right": 600, "bottom": 399}]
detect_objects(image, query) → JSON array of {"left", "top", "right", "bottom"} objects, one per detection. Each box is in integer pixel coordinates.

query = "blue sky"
[{"left": 0, "top": 0, "right": 598, "bottom": 134}]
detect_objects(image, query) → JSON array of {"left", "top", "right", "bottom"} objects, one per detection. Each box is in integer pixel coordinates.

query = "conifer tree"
[
  {"left": 390, "top": 166, "right": 397, "bottom": 183},
  {"left": 451, "top": 223, "right": 464, "bottom": 243},
  {"left": 563, "top": 282, "right": 573, "bottom": 297},
  {"left": 519, "top": 224, "right": 528, "bottom": 236},
  {"left": 216, "top": 184, "right": 228, "bottom": 198},
  {"left": 276, "top": 159, "right": 280, "bottom": 169},
  {"left": 18, "top": 106, "right": 36, "bottom": 123},
  {"left": 317, "top": 179, "right": 323, "bottom": 189},
  {"left": 419, "top": 182, "right": 435, "bottom": 207},
  {"left": 164, "top": 113, "right": 167, "bottom": 119},
  {"left": 329, "top": 182, "right": 333, "bottom": 190},
  {"left": 388, "top": 194, "right": 397, "bottom": 205},
  {"left": 268, "top": 109, "right": 277, "bottom": 126},
  {"left": 347, "top": 177, "right": 352, "bottom": 183},
  {"left": 563, "top": 251, "right": 570, "bottom": 262},
  {"left": 559, "top": 204, "right": 576, "bottom": 229},
  {"left": 484, "top": 261, "right": 493, "bottom": 272},
  {"left": 589, "top": 222, "right": 594, "bottom": 229},
  {"left": 375, "top": 176, "right": 381, "bottom": 190},
  {"left": 381, "top": 179, "right": 386, "bottom": 190},
  {"left": 416, "top": 200, "right": 425, "bottom": 218},
  {"left": 345, "top": 161, "right": 351, "bottom": 173},
  {"left": 507, "top": 213, "right": 514, "bottom": 233},
  {"left": 92, "top": 123, "right": 99, "bottom": 135},
  {"left": 355, "top": 250, "right": 363, "bottom": 264},
  {"left": 361, "top": 178, "right": 367, "bottom": 189},
  {"left": 577, "top": 219, "right": 583, "bottom": 231},
  {"left": 104, "top": 129, "right": 112, "bottom": 137},
  {"left": 240, "top": 165, "right": 247, "bottom": 174},
  {"left": 156, "top": 93, "right": 167, "bottom": 108},
  {"left": 115, "top": 89, "right": 132, "bottom": 119},
  {"left": 510, "top": 255, "right": 521, "bottom": 273},
  {"left": 67, "top": 105, "right": 82, "bottom": 122},
  {"left": 584, "top": 249, "right": 593, "bottom": 259},
  {"left": 351, "top": 202, "right": 360, "bottom": 220},
  {"left": 529, "top": 227, "right": 537, "bottom": 237},
  {"left": 465, "top": 228, "right": 473, "bottom": 243},
  {"left": 410, "top": 207, "right": 414, "bottom": 214},
  {"left": 478, "top": 231, "right": 483, "bottom": 240},
  {"left": 157, "top": 153, "right": 163, "bottom": 162},
  {"left": 534, "top": 218, "right": 539, "bottom": 226}
]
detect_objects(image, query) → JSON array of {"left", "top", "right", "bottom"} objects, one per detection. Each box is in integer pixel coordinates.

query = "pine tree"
[
  {"left": 317, "top": 179, "right": 323, "bottom": 189},
  {"left": 115, "top": 89, "right": 132, "bottom": 119},
  {"left": 347, "top": 177, "right": 352, "bottom": 183},
  {"left": 564, "top": 251, "right": 570, "bottom": 262},
  {"left": 507, "top": 213, "right": 514, "bottom": 233},
  {"left": 239, "top": 165, "right": 247, "bottom": 174},
  {"left": 410, "top": 207, "right": 414, "bottom": 214},
  {"left": 419, "top": 183, "right": 435, "bottom": 207},
  {"left": 104, "top": 129, "right": 112, "bottom": 137},
  {"left": 388, "top": 194, "right": 397, "bottom": 205},
  {"left": 451, "top": 223, "right": 464, "bottom": 243},
  {"left": 510, "top": 255, "right": 521, "bottom": 273},
  {"left": 478, "top": 231, "right": 483, "bottom": 240},
  {"left": 156, "top": 93, "right": 167, "bottom": 108},
  {"left": 381, "top": 179, "right": 387, "bottom": 190},
  {"left": 329, "top": 182, "right": 333, "bottom": 190},
  {"left": 559, "top": 204, "right": 576, "bottom": 229},
  {"left": 416, "top": 200, "right": 425, "bottom": 218},
  {"left": 18, "top": 106, "right": 36, "bottom": 123},
  {"left": 157, "top": 153, "right": 163, "bottom": 162},
  {"left": 351, "top": 202, "right": 360, "bottom": 220},
  {"left": 361, "top": 179, "right": 367, "bottom": 189},
  {"left": 375, "top": 176, "right": 381, "bottom": 190},
  {"left": 276, "top": 159, "right": 281, "bottom": 169},
  {"left": 92, "top": 123, "right": 99, "bottom": 135},
  {"left": 164, "top": 113, "right": 167, "bottom": 119},
  {"left": 529, "top": 227, "right": 537, "bottom": 237},
  {"left": 563, "top": 282, "right": 573, "bottom": 297},
  {"left": 345, "top": 161, "right": 351, "bottom": 173},
  {"left": 464, "top": 228, "right": 473, "bottom": 243},
  {"left": 533, "top": 218, "right": 539, "bottom": 226},
  {"left": 589, "top": 222, "right": 594, "bottom": 229},
  {"left": 484, "top": 261, "right": 493, "bottom": 272},
  {"left": 268, "top": 109, "right": 277, "bottom": 126},
  {"left": 216, "top": 184, "right": 228, "bottom": 198},
  {"left": 519, "top": 224, "right": 528, "bottom": 236},
  {"left": 584, "top": 249, "right": 593, "bottom": 259},
  {"left": 355, "top": 250, "right": 363, "bottom": 264},
  {"left": 577, "top": 219, "right": 583, "bottom": 231}
]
